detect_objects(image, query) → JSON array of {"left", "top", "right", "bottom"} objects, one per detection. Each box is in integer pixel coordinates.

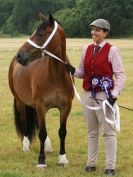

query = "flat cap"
[{"left": 90, "top": 19, "right": 110, "bottom": 31}]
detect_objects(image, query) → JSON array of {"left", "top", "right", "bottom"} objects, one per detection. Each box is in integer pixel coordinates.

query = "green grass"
[{"left": 0, "top": 38, "right": 133, "bottom": 177}]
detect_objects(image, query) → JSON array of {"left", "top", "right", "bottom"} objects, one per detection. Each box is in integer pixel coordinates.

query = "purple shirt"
[{"left": 74, "top": 40, "right": 125, "bottom": 97}]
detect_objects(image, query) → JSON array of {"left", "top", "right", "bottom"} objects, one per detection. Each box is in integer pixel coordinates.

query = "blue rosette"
[
  {"left": 91, "top": 77, "right": 100, "bottom": 103},
  {"left": 100, "top": 77, "right": 112, "bottom": 98}
]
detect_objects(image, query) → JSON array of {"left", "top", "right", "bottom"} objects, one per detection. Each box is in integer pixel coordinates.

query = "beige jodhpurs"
[{"left": 82, "top": 90, "right": 117, "bottom": 169}]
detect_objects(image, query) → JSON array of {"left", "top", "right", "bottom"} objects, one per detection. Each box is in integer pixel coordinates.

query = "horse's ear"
[
  {"left": 39, "top": 12, "right": 46, "bottom": 21},
  {"left": 49, "top": 14, "right": 54, "bottom": 26}
]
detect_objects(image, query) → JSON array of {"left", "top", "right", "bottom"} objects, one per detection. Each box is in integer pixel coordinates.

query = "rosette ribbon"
[
  {"left": 91, "top": 77, "right": 100, "bottom": 104},
  {"left": 99, "top": 77, "right": 112, "bottom": 98}
]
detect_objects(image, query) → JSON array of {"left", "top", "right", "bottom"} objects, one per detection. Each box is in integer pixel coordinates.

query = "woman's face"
[{"left": 91, "top": 26, "right": 108, "bottom": 44}]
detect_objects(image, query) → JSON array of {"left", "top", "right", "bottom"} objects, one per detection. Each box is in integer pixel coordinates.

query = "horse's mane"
[{"left": 54, "top": 19, "right": 62, "bottom": 27}]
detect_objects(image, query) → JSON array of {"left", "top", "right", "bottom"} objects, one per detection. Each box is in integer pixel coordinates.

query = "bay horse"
[{"left": 8, "top": 13, "right": 74, "bottom": 168}]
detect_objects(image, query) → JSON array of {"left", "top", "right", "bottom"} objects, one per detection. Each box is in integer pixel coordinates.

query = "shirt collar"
[{"left": 94, "top": 40, "right": 107, "bottom": 48}]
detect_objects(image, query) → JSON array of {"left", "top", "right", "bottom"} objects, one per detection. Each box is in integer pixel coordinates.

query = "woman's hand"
[
  {"left": 65, "top": 63, "right": 75, "bottom": 75},
  {"left": 107, "top": 96, "right": 117, "bottom": 106}
]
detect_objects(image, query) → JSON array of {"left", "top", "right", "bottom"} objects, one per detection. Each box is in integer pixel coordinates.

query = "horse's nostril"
[
  {"left": 16, "top": 52, "right": 30, "bottom": 66},
  {"left": 17, "top": 53, "right": 21, "bottom": 59},
  {"left": 24, "top": 53, "right": 30, "bottom": 60}
]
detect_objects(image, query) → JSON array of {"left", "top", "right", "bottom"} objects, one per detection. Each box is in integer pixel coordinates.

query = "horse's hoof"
[
  {"left": 36, "top": 164, "right": 47, "bottom": 169},
  {"left": 59, "top": 163, "right": 69, "bottom": 168},
  {"left": 58, "top": 154, "right": 69, "bottom": 167},
  {"left": 22, "top": 147, "right": 30, "bottom": 152}
]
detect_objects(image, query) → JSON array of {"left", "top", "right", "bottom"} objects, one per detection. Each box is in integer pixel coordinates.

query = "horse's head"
[{"left": 17, "top": 13, "right": 66, "bottom": 66}]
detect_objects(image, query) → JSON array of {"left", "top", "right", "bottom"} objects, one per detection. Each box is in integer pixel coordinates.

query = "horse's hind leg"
[
  {"left": 14, "top": 98, "right": 37, "bottom": 151},
  {"left": 36, "top": 102, "right": 47, "bottom": 168},
  {"left": 58, "top": 103, "right": 72, "bottom": 166},
  {"left": 14, "top": 98, "right": 30, "bottom": 151}
]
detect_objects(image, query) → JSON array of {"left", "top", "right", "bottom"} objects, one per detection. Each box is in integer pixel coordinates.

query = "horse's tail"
[{"left": 13, "top": 98, "right": 38, "bottom": 141}]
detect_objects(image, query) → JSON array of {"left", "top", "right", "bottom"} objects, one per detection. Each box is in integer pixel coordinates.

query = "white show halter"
[
  {"left": 26, "top": 20, "right": 120, "bottom": 130},
  {"left": 27, "top": 21, "right": 58, "bottom": 49}
]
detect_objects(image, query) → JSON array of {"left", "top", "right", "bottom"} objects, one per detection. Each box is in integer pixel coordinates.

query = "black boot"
[
  {"left": 85, "top": 166, "right": 96, "bottom": 172},
  {"left": 104, "top": 169, "right": 115, "bottom": 176}
]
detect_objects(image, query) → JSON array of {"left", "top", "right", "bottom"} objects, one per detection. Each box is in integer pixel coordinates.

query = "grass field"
[{"left": 0, "top": 37, "right": 133, "bottom": 177}]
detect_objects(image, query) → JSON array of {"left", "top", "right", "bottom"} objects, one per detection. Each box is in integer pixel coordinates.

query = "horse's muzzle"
[{"left": 16, "top": 52, "right": 30, "bottom": 66}]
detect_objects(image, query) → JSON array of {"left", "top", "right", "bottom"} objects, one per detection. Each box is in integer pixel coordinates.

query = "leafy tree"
[
  {"left": 64, "top": 0, "right": 76, "bottom": 8},
  {"left": 0, "top": 0, "right": 15, "bottom": 28},
  {"left": 4, "top": 0, "right": 66, "bottom": 34},
  {"left": 1, "top": 0, "right": 133, "bottom": 37},
  {"left": 76, "top": 0, "right": 133, "bottom": 37},
  {"left": 55, "top": 8, "right": 80, "bottom": 37}
]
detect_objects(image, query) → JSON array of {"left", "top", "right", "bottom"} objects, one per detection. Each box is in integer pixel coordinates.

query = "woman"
[{"left": 66, "top": 19, "right": 125, "bottom": 176}]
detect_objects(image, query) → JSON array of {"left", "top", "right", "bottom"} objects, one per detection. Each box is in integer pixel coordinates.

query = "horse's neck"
[
  {"left": 51, "top": 46, "right": 67, "bottom": 63},
  {"left": 59, "top": 38, "right": 68, "bottom": 63},
  {"left": 47, "top": 50, "right": 66, "bottom": 77},
  {"left": 47, "top": 39, "right": 68, "bottom": 76},
  {"left": 65, "top": 54, "right": 70, "bottom": 63},
  {"left": 50, "top": 51, "right": 64, "bottom": 64}
]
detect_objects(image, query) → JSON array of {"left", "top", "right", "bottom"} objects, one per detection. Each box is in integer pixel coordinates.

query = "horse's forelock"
[{"left": 36, "top": 20, "right": 51, "bottom": 35}]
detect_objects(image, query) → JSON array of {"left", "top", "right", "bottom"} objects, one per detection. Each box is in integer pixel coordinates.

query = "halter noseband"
[{"left": 27, "top": 21, "right": 58, "bottom": 50}]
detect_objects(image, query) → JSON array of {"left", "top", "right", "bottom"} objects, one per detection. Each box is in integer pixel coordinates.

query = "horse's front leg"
[
  {"left": 58, "top": 103, "right": 72, "bottom": 166},
  {"left": 36, "top": 102, "right": 47, "bottom": 168}
]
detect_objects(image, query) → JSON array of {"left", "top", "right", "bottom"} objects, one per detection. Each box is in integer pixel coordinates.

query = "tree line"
[{"left": 0, "top": 0, "right": 133, "bottom": 37}]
